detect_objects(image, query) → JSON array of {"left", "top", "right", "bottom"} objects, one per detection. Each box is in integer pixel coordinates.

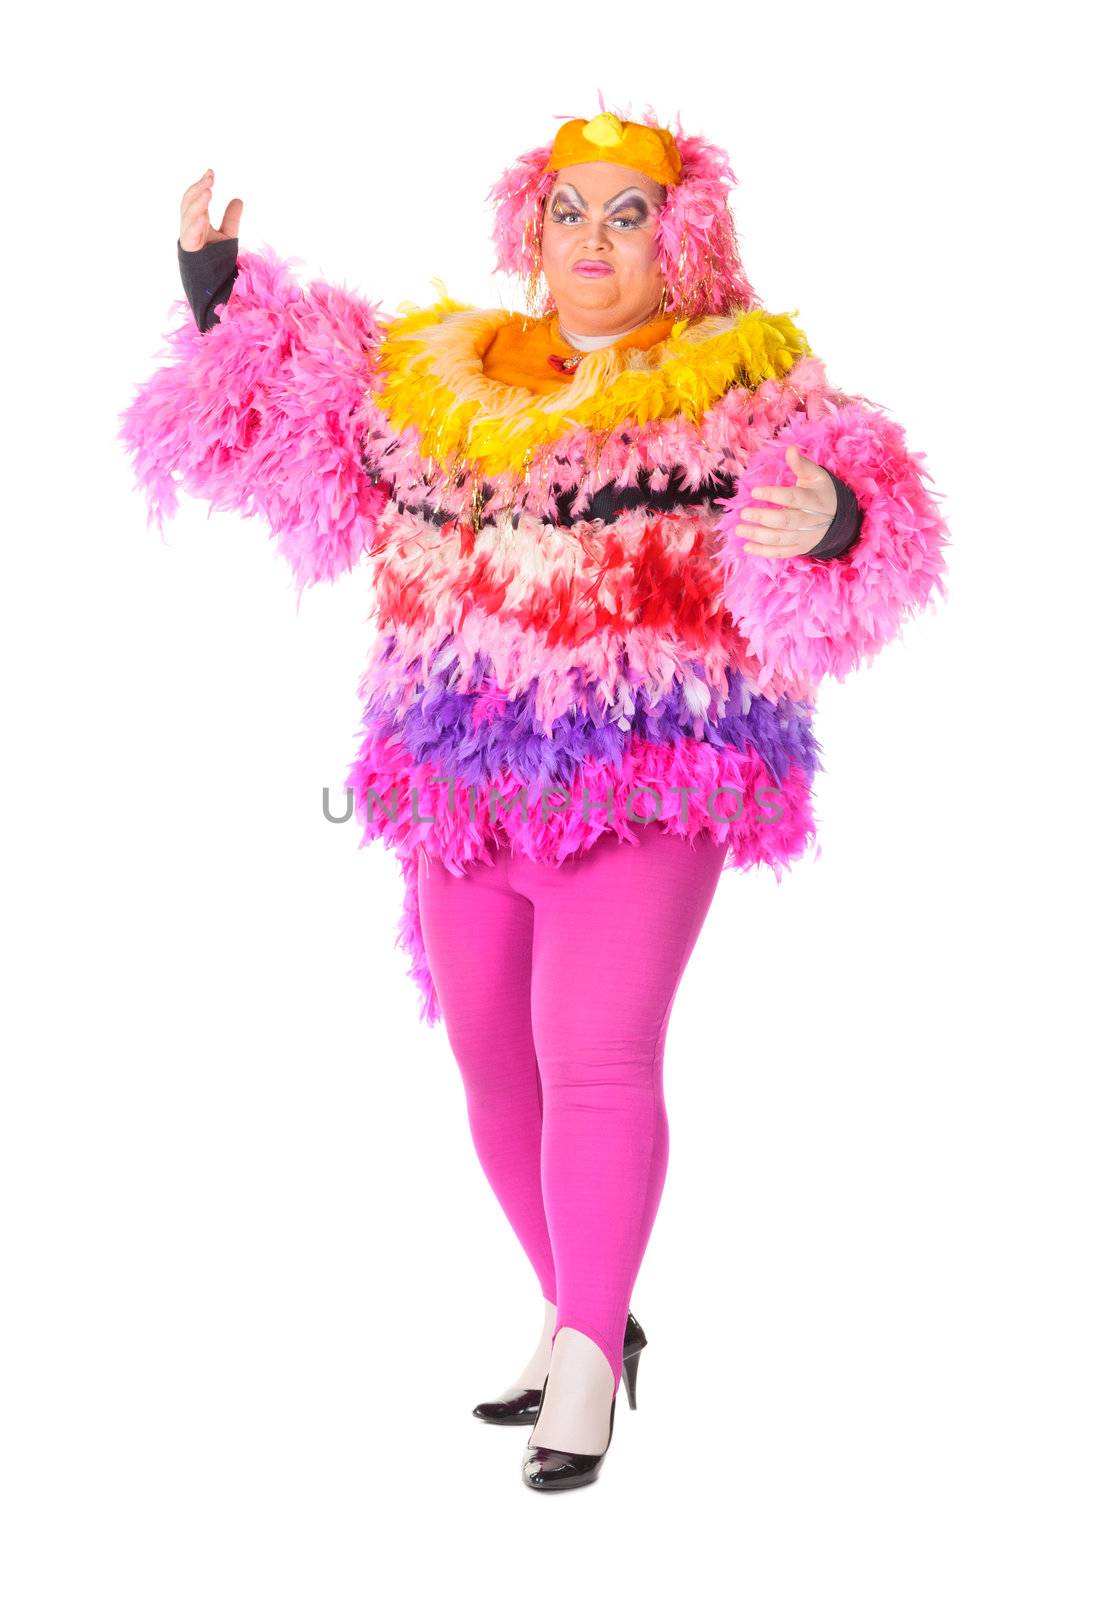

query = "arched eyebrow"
[{"left": 550, "top": 183, "right": 653, "bottom": 213}]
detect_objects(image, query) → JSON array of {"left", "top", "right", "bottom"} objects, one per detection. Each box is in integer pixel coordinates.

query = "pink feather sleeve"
[
  {"left": 118, "top": 244, "right": 391, "bottom": 591},
  {"left": 714, "top": 386, "right": 950, "bottom": 699}
]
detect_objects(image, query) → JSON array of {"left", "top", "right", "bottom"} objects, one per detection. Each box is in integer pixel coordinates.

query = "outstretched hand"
[
  {"left": 736, "top": 446, "right": 838, "bottom": 558},
  {"left": 179, "top": 168, "right": 243, "bottom": 253}
]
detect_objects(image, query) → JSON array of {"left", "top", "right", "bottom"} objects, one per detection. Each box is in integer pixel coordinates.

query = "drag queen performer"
[{"left": 119, "top": 109, "right": 948, "bottom": 1492}]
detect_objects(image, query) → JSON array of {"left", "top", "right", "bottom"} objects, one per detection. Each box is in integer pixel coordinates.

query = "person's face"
[{"left": 540, "top": 162, "right": 667, "bottom": 336}]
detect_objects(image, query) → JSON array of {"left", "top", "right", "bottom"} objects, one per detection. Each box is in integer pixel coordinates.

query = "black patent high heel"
[
  {"left": 521, "top": 1369, "right": 616, "bottom": 1491},
  {"left": 473, "top": 1309, "right": 646, "bottom": 1426},
  {"left": 622, "top": 1342, "right": 643, "bottom": 1410}
]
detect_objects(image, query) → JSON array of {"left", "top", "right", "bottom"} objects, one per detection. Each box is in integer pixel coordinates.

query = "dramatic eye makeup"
[{"left": 548, "top": 185, "right": 652, "bottom": 228}]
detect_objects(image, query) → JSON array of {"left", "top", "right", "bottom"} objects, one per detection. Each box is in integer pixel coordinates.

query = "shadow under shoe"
[
  {"left": 521, "top": 1371, "right": 617, "bottom": 1492},
  {"left": 472, "top": 1309, "right": 647, "bottom": 1426}
]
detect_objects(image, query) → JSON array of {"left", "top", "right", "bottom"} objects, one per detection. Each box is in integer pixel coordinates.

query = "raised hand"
[
  {"left": 178, "top": 168, "right": 243, "bottom": 253},
  {"left": 737, "top": 445, "right": 839, "bottom": 558}
]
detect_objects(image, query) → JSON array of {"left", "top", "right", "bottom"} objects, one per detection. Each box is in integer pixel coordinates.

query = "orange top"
[{"left": 482, "top": 312, "right": 677, "bottom": 395}]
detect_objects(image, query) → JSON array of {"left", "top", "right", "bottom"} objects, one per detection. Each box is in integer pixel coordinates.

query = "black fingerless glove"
[
  {"left": 806, "top": 468, "right": 863, "bottom": 561},
  {"left": 177, "top": 236, "right": 239, "bottom": 333}
]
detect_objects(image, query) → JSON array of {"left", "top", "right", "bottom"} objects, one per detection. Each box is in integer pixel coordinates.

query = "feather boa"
[{"left": 373, "top": 300, "right": 811, "bottom": 479}]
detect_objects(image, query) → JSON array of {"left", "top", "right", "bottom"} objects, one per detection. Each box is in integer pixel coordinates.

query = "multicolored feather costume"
[{"left": 120, "top": 187, "right": 949, "bottom": 1024}]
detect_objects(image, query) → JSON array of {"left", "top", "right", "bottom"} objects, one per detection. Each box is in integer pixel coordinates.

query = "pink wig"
[{"left": 487, "top": 100, "right": 760, "bottom": 320}]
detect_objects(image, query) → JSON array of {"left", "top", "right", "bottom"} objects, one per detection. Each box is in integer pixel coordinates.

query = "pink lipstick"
[{"left": 573, "top": 261, "right": 613, "bottom": 277}]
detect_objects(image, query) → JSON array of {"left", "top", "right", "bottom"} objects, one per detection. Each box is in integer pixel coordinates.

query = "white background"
[{"left": 3, "top": 1, "right": 1094, "bottom": 1594}]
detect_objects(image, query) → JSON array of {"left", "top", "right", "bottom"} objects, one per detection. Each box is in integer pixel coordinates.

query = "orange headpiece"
[
  {"left": 489, "top": 106, "right": 758, "bottom": 319},
  {"left": 545, "top": 113, "right": 683, "bottom": 189}
]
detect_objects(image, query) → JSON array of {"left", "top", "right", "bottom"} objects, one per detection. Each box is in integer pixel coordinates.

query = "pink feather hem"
[{"left": 347, "top": 733, "right": 818, "bottom": 1024}]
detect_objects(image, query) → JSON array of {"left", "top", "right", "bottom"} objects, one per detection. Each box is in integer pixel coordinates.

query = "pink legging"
[{"left": 416, "top": 824, "right": 727, "bottom": 1391}]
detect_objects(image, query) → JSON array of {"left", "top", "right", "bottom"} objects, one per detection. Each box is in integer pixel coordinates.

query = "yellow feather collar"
[{"left": 372, "top": 298, "right": 812, "bottom": 480}]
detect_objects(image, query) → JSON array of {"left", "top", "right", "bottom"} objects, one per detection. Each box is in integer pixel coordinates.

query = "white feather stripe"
[
  {"left": 371, "top": 501, "right": 723, "bottom": 602},
  {"left": 355, "top": 612, "right": 758, "bottom": 730}
]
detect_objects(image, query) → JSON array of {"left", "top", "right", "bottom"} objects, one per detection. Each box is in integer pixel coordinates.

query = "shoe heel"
[{"left": 621, "top": 1347, "right": 642, "bottom": 1410}]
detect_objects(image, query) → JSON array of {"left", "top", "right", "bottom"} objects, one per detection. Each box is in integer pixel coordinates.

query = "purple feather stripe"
[{"left": 356, "top": 649, "right": 822, "bottom": 790}]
